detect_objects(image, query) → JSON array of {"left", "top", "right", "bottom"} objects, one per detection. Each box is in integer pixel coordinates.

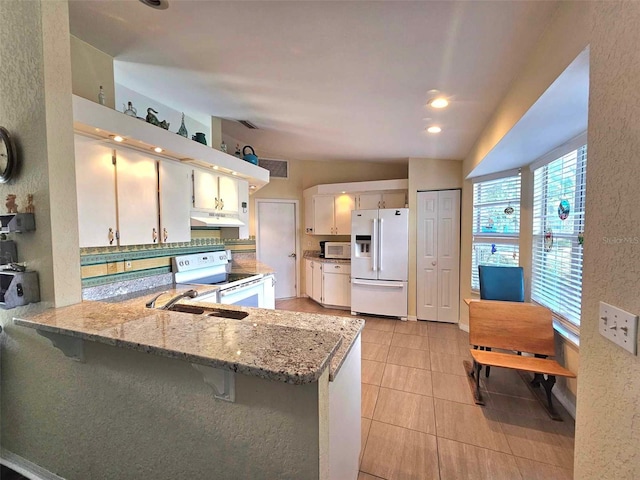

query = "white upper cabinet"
[
  {"left": 218, "top": 175, "right": 239, "bottom": 213},
  {"left": 75, "top": 134, "right": 118, "bottom": 248},
  {"left": 193, "top": 169, "right": 219, "bottom": 210},
  {"left": 313, "top": 196, "right": 336, "bottom": 235},
  {"left": 312, "top": 194, "right": 355, "bottom": 235},
  {"left": 159, "top": 160, "right": 192, "bottom": 244},
  {"left": 357, "top": 192, "right": 406, "bottom": 209},
  {"left": 115, "top": 149, "right": 160, "bottom": 246}
]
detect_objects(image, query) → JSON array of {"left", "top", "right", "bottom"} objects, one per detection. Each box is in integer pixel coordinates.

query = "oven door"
[{"left": 219, "top": 278, "right": 265, "bottom": 307}]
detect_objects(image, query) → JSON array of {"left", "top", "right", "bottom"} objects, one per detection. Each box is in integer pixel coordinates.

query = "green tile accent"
[
  {"left": 80, "top": 245, "right": 226, "bottom": 266},
  {"left": 81, "top": 267, "right": 172, "bottom": 288}
]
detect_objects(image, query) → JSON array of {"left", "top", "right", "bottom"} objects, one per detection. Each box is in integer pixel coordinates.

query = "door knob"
[
  {"left": 288, "top": 253, "right": 296, "bottom": 258},
  {"left": 431, "top": 261, "right": 437, "bottom": 266}
]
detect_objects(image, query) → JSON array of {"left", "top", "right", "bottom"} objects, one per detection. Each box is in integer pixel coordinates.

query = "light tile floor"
[{"left": 275, "top": 298, "right": 575, "bottom": 480}]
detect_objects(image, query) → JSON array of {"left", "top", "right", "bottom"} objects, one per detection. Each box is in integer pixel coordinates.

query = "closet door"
[{"left": 416, "top": 190, "right": 460, "bottom": 323}]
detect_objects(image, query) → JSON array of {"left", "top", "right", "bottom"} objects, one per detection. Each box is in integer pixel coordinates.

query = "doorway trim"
[{"left": 255, "top": 198, "right": 301, "bottom": 298}]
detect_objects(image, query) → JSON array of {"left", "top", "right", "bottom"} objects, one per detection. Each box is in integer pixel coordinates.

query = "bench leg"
[
  {"left": 474, "top": 361, "right": 482, "bottom": 401},
  {"left": 541, "top": 375, "right": 557, "bottom": 415},
  {"left": 485, "top": 347, "right": 492, "bottom": 378}
]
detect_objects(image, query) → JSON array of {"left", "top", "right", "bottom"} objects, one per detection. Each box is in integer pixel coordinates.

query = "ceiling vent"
[
  {"left": 259, "top": 158, "right": 288, "bottom": 179},
  {"left": 238, "top": 120, "right": 259, "bottom": 129}
]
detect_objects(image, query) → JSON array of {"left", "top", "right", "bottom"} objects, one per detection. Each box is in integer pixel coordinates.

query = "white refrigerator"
[{"left": 351, "top": 208, "right": 408, "bottom": 320}]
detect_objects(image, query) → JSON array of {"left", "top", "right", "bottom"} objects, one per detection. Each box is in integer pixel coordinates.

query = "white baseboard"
[
  {"left": 0, "top": 450, "right": 65, "bottom": 480},
  {"left": 552, "top": 386, "right": 577, "bottom": 420},
  {"left": 407, "top": 315, "right": 417, "bottom": 322},
  {"left": 458, "top": 323, "right": 469, "bottom": 333}
]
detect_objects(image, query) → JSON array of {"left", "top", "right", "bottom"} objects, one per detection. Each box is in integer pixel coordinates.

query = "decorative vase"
[{"left": 177, "top": 113, "right": 188, "bottom": 137}]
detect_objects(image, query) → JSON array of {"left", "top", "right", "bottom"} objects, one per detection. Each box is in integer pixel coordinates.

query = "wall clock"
[{"left": 0, "top": 127, "right": 18, "bottom": 183}]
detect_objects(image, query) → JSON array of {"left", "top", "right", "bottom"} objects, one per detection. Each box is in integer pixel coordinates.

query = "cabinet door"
[
  {"left": 334, "top": 194, "right": 355, "bottom": 235},
  {"left": 305, "top": 260, "right": 314, "bottom": 298},
  {"left": 116, "top": 149, "right": 159, "bottom": 245},
  {"left": 358, "top": 193, "right": 382, "bottom": 210},
  {"left": 312, "top": 262, "right": 323, "bottom": 302},
  {"left": 313, "top": 196, "right": 335, "bottom": 235},
  {"left": 263, "top": 275, "right": 276, "bottom": 309},
  {"left": 193, "top": 168, "right": 219, "bottom": 210},
  {"left": 218, "top": 175, "right": 239, "bottom": 213},
  {"left": 382, "top": 192, "right": 407, "bottom": 209},
  {"left": 323, "top": 270, "right": 350, "bottom": 308},
  {"left": 74, "top": 134, "right": 117, "bottom": 248},
  {"left": 237, "top": 180, "right": 249, "bottom": 239},
  {"left": 159, "top": 160, "right": 192, "bottom": 244}
]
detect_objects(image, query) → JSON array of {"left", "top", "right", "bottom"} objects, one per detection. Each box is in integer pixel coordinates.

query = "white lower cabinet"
[
  {"left": 312, "top": 261, "right": 323, "bottom": 303},
  {"left": 262, "top": 274, "right": 276, "bottom": 309},
  {"left": 322, "top": 264, "right": 351, "bottom": 308},
  {"left": 306, "top": 259, "right": 351, "bottom": 309}
]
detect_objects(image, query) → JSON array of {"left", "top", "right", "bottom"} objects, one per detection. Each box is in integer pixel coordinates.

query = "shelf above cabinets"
[{"left": 72, "top": 95, "right": 269, "bottom": 192}]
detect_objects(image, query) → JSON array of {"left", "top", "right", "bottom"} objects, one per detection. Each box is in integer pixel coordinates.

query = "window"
[
  {"left": 471, "top": 173, "right": 521, "bottom": 290},
  {"left": 531, "top": 145, "right": 587, "bottom": 329}
]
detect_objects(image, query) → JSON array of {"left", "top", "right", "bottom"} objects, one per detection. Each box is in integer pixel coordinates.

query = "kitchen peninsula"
[{"left": 13, "top": 290, "right": 363, "bottom": 480}]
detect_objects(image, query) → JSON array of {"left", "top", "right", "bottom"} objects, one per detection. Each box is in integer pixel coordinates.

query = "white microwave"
[{"left": 324, "top": 242, "right": 351, "bottom": 259}]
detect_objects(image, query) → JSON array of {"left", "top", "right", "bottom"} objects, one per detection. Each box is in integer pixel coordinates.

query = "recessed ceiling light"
[
  {"left": 231, "top": 171, "right": 237, "bottom": 176},
  {"left": 213, "top": 166, "right": 219, "bottom": 170},
  {"left": 427, "top": 126, "right": 442, "bottom": 134},
  {"left": 154, "top": 147, "right": 163, "bottom": 153},
  {"left": 249, "top": 184, "right": 257, "bottom": 190},
  {"left": 111, "top": 135, "right": 124, "bottom": 142},
  {"left": 429, "top": 97, "right": 449, "bottom": 109},
  {"left": 139, "top": 0, "right": 168, "bottom": 10}
]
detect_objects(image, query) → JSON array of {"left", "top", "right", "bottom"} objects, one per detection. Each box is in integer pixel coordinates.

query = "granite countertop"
[
  {"left": 303, "top": 250, "right": 351, "bottom": 265},
  {"left": 14, "top": 285, "right": 364, "bottom": 384},
  {"left": 230, "top": 258, "right": 275, "bottom": 275}
]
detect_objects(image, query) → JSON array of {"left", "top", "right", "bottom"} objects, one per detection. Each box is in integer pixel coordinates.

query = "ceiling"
[
  {"left": 69, "top": 0, "right": 560, "bottom": 163},
  {"left": 469, "top": 47, "right": 590, "bottom": 178}
]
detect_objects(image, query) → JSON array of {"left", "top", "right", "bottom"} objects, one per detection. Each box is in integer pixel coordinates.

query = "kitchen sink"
[{"left": 165, "top": 303, "right": 249, "bottom": 320}]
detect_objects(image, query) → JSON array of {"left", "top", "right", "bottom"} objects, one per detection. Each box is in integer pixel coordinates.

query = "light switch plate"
[{"left": 599, "top": 302, "right": 638, "bottom": 355}]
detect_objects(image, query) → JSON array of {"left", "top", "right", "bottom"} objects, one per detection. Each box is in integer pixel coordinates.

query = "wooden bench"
[{"left": 467, "top": 300, "right": 576, "bottom": 420}]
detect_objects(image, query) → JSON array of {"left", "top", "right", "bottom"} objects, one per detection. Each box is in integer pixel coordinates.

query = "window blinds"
[
  {"left": 531, "top": 145, "right": 587, "bottom": 327},
  {"left": 471, "top": 174, "right": 521, "bottom": 290}
]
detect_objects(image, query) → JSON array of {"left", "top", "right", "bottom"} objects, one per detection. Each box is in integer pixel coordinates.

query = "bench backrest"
[{"left": 469, "top": 300, "right": 556, "bottom": 357}]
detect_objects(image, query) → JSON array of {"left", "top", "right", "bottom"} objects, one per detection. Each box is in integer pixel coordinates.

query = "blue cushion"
[{"left": 478, "top": 266, "right": 525, "bottom": 302}]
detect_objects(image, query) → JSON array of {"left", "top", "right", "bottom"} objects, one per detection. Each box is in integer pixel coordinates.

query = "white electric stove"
[{"left": 173, "top": 251, "right": 265, "bottom": 307}]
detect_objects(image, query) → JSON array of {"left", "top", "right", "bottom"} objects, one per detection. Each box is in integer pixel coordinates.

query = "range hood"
[{"left": 190, "top": 210, "right": 245, "bottom": 227}]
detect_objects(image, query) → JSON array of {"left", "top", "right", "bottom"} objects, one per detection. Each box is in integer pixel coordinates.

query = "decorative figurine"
[
  {"left": 5, "top": 194, "right": 17, "bottom": 213},
  {"left": 146, "top": 108, "right": 170, "bottom": 130},
  {"left": 234, "top": 143, "right": 242, "bottom": 158},
  {"left": 123, "top": 101, "right": 137, "bottom": 117},
  {"left": 192, "top": 132, "right": 207, "bottom": 145},
  {"left": 220, "top": 140, "right": 227, "bottom": 153},
  {"left": 25, "top": 194, "right": 35, "bottom": 213},
  {"left": 98, "top": 85, "right": 105, "bottom": 106},
  {"left": 177, "top": 113, "right": 188, "bottom": 137}
]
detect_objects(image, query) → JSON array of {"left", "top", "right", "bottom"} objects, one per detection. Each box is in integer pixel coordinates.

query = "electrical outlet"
[
  {"left": 599, "top": 302, "right": 638, "bottom": 355},
  {"left": 124, "top": 261, "right": 133, "bottom": 271}
]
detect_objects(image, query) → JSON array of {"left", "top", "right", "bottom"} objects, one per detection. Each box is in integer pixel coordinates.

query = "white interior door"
[
  {"left": 417, "top": 192, "right": 439, "bottom": 320},
  {"left": 257, "top": 200, "right": 298, "bottom": 299},
  {"left": 437, "top": 190, "right": 460, "bottom": 323},
  {"left": 417, "top": 190, "right": 460, "bottom": 323}
]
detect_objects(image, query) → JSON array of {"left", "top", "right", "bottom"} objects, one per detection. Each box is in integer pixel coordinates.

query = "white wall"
[{"left": 574, "top": 2, "right": 640, "bottom": 478}]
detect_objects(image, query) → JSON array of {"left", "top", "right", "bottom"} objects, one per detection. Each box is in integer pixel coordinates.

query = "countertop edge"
[
  {"left": 13, "top": 317, "right": 342, "bottom": 385},
  {"left": 328, "top": 326, "right": 363, "bottom": 381}
]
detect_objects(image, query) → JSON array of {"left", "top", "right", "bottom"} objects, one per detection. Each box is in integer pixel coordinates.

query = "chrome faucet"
[
  {"left": 158, "top": 289, "right": 199, "bottom": 310},
  {"left": 145, "top": 291, "right": 170, "bottom": 309}
]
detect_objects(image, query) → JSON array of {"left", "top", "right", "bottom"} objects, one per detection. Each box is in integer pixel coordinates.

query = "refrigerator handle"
[
  {"left": 372, "top": 218, "right": 378, "bottom": 272},
  {"left": 379, "top": 217, "right": 384, "bottom": 272}
]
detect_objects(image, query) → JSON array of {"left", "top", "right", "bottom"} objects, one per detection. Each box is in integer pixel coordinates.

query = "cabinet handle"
[
  {"left": 215, "top": 198, "right": 220, "bottom": 210},
  {"left": 108, "top": 228, "right": 115, "bottom": 245},
  {"left": 152, "top": 228, "right": 158, "bottom": 243},
  {"left": 334, "top": 265, "right": 340, "bottom": 269},
  {"left": 382, "top": 201, "right": 386, "bottom": 208},
  {"left": 378, "top": 201, "right": 381, "bottom": 208},
  {"left": 272, "top": 277, "right": 276, "bottom": 287},
  {"left": 163, "top": 228, "right": 168, "bottom": 243},
  {"left": 220, "top": 198, "right": 224, "bottom": 210}
]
